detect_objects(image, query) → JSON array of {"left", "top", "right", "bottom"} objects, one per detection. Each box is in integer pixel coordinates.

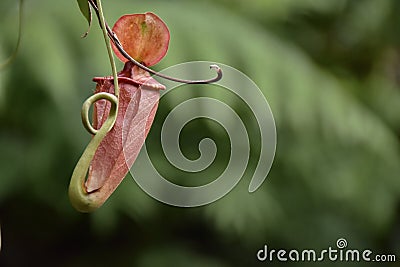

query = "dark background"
[{"left": 0, "top": 0, "right": 399, "bottom": 266}]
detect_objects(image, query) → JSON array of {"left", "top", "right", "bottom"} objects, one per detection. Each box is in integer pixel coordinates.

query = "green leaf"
[
  {"left": 76, "top": 0, "right": 92, "bottom": 37},
  {"left": 77, "top": 0, "right": 90, "bottom": 23}
]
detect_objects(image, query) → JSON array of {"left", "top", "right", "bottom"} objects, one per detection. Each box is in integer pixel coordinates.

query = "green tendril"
[
  {"left": 69, "top": 0, "right": 120, "bottom": 212},
  {"left": 97, "top": 0, "right": 119, "bottom": 98},
  {"left": 69, "top": 93, "right": 118, "bottom": 212}
]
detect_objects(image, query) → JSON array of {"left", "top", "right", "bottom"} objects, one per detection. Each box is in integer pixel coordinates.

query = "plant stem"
[{"left": 96, "top": 0, "right": 119, "bottom": 98}]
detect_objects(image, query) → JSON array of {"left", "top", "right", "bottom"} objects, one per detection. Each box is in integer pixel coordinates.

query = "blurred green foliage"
[{"left": 0, "top": 0, "right": 400, "bottom": 266}]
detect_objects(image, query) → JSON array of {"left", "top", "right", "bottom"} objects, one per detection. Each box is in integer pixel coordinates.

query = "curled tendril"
[
  {"left": 88, "top": 0, "right": 223, "bottom": 84},
  {"left": 69, "top": 92, "right": 118, "bottom": 212},
  {"left": 81, "top": 92, "right": 118, "bottom": 135},
  {"left": 69, "top": 0, "right": 120, "bottom": 212}
]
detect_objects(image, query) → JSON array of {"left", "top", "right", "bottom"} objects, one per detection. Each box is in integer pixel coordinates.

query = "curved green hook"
[
  {"left": 68, "top": 92, "right": 118, "bottom": 212},
  {"left": 69, "top": 0, "right": 120, "bottom": 212}
]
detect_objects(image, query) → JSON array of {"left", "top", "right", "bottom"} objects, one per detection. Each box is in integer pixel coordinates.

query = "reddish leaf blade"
[
  {"left": 112, "top": 12, "right": 170, "bottom": 66},
  {"left": 86, "top": 62, "right": 165, "bottom": 194}
]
